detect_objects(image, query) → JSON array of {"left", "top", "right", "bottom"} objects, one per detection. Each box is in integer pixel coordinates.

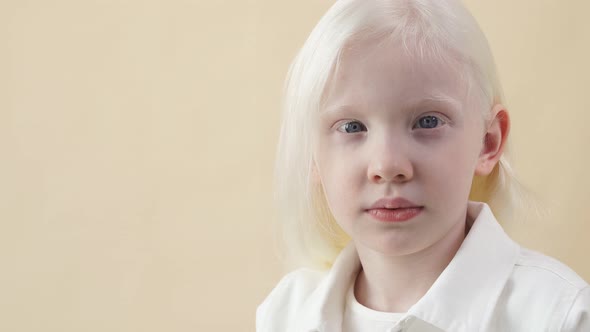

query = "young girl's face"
[{"left": 315, "top": 37, "right": 488, "bottom": 256}]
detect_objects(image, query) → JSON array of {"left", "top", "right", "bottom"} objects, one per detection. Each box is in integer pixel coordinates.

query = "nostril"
[{"left": 371, "top": 174, "right": 384, "bottom": 183}]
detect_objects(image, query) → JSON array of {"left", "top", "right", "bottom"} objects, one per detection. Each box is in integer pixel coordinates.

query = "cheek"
[
  {"left": 317, "top": 142, "right": 364, "bottom": 183},
  {"left": 420, "top": 138, "right": 480, "bottom": 191},
  {"left": 316, "top": 150, "right": 363, "bottom": 220},
  {"left": 319, "top": 160, "right": 360, "bottom": 202}
]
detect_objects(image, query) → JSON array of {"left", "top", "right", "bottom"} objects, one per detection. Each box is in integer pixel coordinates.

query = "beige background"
[{"left": 1, "top": 0, "right": 588, "bottom": 331}]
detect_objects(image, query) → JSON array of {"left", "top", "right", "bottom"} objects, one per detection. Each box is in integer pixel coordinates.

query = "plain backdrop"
[{"left": 1, "top": 0, "right": 589, "bottom": 331}]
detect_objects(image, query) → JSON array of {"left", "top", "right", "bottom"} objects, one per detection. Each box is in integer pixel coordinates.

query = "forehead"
[{"left": 323, "top": 37, "right": 469, "bottom": 110}]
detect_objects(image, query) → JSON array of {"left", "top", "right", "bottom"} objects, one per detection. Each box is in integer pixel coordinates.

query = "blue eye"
[
  {"left": 337, "top": 121, "right": 367, "bottom": 133},
  {"left": 415, "top": 115, "right": 443, "bottom": 129}
]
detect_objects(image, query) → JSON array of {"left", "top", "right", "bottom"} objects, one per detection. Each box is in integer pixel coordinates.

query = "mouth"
[{"left": 365, "top": 206, "right": 424, "bottom": 223}]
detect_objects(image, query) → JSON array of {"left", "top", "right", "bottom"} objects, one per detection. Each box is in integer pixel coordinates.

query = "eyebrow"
[
  {"left": 322, "top": 92, "right": 462, "bottom": 115},
  {"left": 412, "top": 92, "right": 462, "bottom": 112}
]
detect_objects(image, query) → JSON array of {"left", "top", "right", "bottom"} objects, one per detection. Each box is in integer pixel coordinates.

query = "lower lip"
[{"left": 366, "top": 207, "right": 423, "bottom": 222}]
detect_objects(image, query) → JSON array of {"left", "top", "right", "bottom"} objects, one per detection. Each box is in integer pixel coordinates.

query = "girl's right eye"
[{"left": 336, "top": 121, "right": 367, "bottom": 133}]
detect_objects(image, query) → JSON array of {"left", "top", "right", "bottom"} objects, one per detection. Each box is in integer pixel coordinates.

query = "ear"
[{"left": 475, "top": 104, "right": 510, "bottom": 176}]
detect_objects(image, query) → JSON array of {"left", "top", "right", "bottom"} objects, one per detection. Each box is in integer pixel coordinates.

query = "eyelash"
[{"left": 336, "top": 115, "right": 446, "bottom": 133}]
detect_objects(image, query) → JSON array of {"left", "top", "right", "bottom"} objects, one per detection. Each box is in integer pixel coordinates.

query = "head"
[{"left": 275, "top": 0, "right": 518, "bottom": 269}]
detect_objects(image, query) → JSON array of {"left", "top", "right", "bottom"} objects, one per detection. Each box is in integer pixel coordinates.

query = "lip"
[
  {"left": 366, "top": 197, "right": 423, "bottom": 222},
  {"left": 368, "top": 197, "right": 421, "bottom": 210}
]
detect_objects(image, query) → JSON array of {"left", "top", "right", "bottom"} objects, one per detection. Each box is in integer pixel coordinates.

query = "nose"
[{"left": 367, "top": 141, "right": 414, "bottom": 184}]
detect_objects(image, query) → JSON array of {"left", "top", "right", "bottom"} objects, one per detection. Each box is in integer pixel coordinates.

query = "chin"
[{"left": 362, "top": 234, "right": 427, "bottom": 257}]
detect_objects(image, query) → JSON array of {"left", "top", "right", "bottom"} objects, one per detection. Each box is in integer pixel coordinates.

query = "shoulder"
[
  {"left": 498, "top": 247, "right": 589, "bottom": 330},
  {"left": 514, "top": 247, "right": 588, "bottom": 289},
  {"left": 256, "top": 268, "right": 327, "bottom": 332},
  {"left": 259, "top": 268, "right": 327, "bottom": 310}
]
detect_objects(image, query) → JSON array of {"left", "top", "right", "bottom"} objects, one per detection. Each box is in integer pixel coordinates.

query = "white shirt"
[
  {"left": 256, "top": 202, "right": 590, "bottom": 332},
  {"left": 343, "top": 284, "right": 405, "bottom": 331}
]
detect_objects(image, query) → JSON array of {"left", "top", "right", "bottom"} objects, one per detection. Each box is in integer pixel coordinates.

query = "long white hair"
[{"left": 274, "top": 0, "right": 527, "bottom": 270}]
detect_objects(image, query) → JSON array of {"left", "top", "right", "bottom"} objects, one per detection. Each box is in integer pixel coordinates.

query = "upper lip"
[{"left": 367, "top": 197, "right": 422, "bottom": 210}]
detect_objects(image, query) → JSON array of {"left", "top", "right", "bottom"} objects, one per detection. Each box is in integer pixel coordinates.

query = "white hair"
[{"left": 274, "top": 0, "right": 529, "bottom": 270}]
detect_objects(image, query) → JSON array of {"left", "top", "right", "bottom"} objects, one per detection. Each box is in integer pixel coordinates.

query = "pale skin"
[{"left": 313, "top": 38, "right": 510, "bottom": 313}]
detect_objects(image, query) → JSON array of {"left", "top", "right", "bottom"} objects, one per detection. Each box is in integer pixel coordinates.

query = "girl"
[{"left": 258, "top": 0, "right": 589, "bottom": 331}]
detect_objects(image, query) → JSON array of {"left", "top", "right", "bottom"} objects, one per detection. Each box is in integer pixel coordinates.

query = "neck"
[{"left": 353, "top": 215, "right": 468, "bottom": 313}]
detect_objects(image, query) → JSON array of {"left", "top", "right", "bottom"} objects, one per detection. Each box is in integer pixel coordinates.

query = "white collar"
[{"left": 293, "top": 201, "right": 521, "bottom": 332}]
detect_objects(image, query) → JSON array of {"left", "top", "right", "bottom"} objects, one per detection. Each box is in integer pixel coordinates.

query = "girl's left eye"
[{"left": 414, "top": 115, "right": 445, "bottom": 129}]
